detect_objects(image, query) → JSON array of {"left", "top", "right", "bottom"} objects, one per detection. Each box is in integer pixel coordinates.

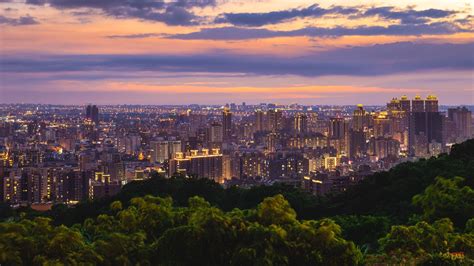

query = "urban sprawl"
[{"left": 0, "top": 95, "right": 472, "bottom": 209}]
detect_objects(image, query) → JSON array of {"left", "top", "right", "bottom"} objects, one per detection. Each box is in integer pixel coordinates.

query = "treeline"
[
  {"left": 1, "top": 139, "right": 473, "bottom": 264},
  {"left": 1, "top": 195, "right": 363, "bottom": 265},
  {"left": 2, "top": 194, "right": 473, "bottom": 265}
]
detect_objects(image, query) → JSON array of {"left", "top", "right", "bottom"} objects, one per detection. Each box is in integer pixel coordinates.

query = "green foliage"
[
  {"left": 413, "top": 176, "right": 474, "bottom": 227},
  {"left": 0, "top": 195, "right": 363, "bottom": 265},
  {"left": 419, "top": 252, "right": 473, "bottom": 266},
  {"left": 364, "top": 218, "right": 474, "bottom": 265},
  {"left": 257, "top": 194, "right": 297, "bottom": 226},
  {"left": 332, "top": 215, "right": 392, "bottom": 250},
  {"left": 0, "top": 217, "right": 101, "bottom": 265},
  {"left": 379, "top": 218, "right": 474, "bottom": 259}
]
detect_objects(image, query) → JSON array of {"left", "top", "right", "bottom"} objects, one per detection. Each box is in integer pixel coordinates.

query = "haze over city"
[{"left": 1, "top": 0, "right": 473, "bottom": 105}]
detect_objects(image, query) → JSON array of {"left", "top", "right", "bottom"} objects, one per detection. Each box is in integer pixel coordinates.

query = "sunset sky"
[{"left": 0, "top": 0, "right": 473, "bottom": 105}]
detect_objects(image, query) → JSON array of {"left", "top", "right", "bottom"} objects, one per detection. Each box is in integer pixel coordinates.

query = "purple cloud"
[
  {"left": 24, "top": 0, "right": 216, "bottom": 25},
  {"left": 2, "top": 42, "right": 473, "bottom": 77},
  {"left": 0, "top": 14, "right": 39, "bottom": 26},
  {"left": 166, "top": 23, "right": 467, "bottom": 40}
]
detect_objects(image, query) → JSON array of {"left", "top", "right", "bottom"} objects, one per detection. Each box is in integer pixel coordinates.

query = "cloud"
[
  {"left": 215, "top": 4, "right": 457, "bottom": 27},
  {"left": 3, "top": 42, "right": 473, "bottom": 77},
  {"left": 166, "top": 23, "right": 467, "bottom": 40},
  {"left": 0, "top": 14, "right": 39, "bottom": 26},
  {"left": 106, "top": 33, "right": 162, "bottom": 39},
  {"left": 215, "top": 4, "right": 358, "bottom": 27},
  {"left": 24, "top": 0, "right": 216, "bottom": 25},
  {"left": 363, "top": 6, "right": 457, "bottom": 24}
]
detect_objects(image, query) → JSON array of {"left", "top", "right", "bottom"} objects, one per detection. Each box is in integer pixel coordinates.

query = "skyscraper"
[
  {"left": 352, "top": 104, "right": 368, "bottom": 131},
  {"left": 267, "top": 109, "right": 283, "bottom": 132},
  {"left": 448, "top": 107, "right": 472, "bottom": 141},
  {"left": 329, "top": 117, "right": 346, "bottom": 140},
  {"left": 373, "top": 112, "right": 392, "bottom": 138},
  {"left": 409, "top": 95, "right": 443, "bottom": 156},
  {"left": 169, "top": 149, "right": 223, "bottom": 182},
  {"left": 150, "top": 140, "right": 182, "bottom": 163},
  {"left": 399, "top": 95, "right": 411, "bottom": 131},
  {"left": 400, "top": 95, "right": 411, "bottom": 112},
  {"left": 387, "top": 98, "right": 401, "bottom": 111},
  {"left": 425, "top": 95, "right": 439, "bottom": 112},
  {"left": 222, "top": 107, "right": 232, "bottom": 141},
  {"left": 209, "top": 122, "right": 223, "bottom": 149},
  {"left": 255, "top": 110, "right": 265, "bottom": 132},
  {"left": 329, "top": 117, "right": 349, "bottom": 156},
  {"left": 85, "top": 104, "right": 99, "bottom": 124},
  {"left": 412, "top": 95, "right": 425, "bottom": 112},
  {"left": 349, "top": 130, "right": 366, "bottom": 159},
  {"left": 294, "top": 113, "right": 308, "bottom": 134}
]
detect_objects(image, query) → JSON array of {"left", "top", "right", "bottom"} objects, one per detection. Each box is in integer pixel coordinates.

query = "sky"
[{"left": 0, "top": 0, "right": 473, "bottom": 105}]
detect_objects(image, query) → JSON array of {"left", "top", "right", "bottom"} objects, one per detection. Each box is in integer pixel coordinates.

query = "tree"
[
  {"left": 413, "top": 176, "right": 474, "bottom": 227},
  {"left": 257, "top": 194, "right": 297, "bottom": 226}
]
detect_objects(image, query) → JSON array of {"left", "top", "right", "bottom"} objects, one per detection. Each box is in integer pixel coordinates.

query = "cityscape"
[
  {"left": 1, "top": 96, "right": 472, "bottom": 207},
  {"left": 1, "top": 0, "right": 473, "bottom": 264}
]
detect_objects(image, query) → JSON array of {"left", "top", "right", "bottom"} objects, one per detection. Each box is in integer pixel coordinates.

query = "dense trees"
[
  {"left": 370, "top": 218, "right": 474, "bottom": 264},
  {"left": 0, "top": 195, "right": 362, "bottom": 265},
  {"left": 413, "top": 176, "right": 474, "bottom": 227}
]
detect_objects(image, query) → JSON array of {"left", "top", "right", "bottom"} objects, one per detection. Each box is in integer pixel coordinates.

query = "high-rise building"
[
  {"left": 267, "top": 109, "right": 283, "bottom": 132},
  {"left": 222, "top": 155, "right": 232, "bottom": 180},
  {"left": 409, "top": 95, "right": 443, "bottom": 156},
  {"left": 400, "top": 95, "right": 411, "bottom": 112},
  {"left": 150, "top": 140, "right": 182, "bottom": 163},
  {"left": 399, "top": 95, "right": 411, "bottom": 144},
  {"left": 222, "top": 107, "right": 232, "bottom": 141},
  {"left": 151, "top": 141, "right": 168, "bottom": 163},
  {"left": 268, "top": 152, "right": 308, "bottom": 179},
  {"left": 255, "top": 110, "right": 265, "bottom": 132},
  {"left": 56, "top": 170, "right": 89, "bottom": 204},
  {"left": 329, "top": 117, "right": 350, "bottom": 156},
  {"left": 373, "top": 112, "right": 392, "bottom": 138},
  {"left": 209, "top": 122, "right": 223, "bottom": 143},
  {"left": 425, "top": 95, "right": 439, "bottom": 112},
  {"left": 265, "top": 132, "right": 278, "bottom": 152},
  {"left": 412, "top": 95, "right": 425, "bottom": 112},
  {"left": 294, "top": 113, "right": 308, "bottom": 134},
  {"left": 387, "top": 98, "right": 401, "bottom": 111},
  {"left": 349, "top": 130, "right": 366, "bottom": 159},
  {"left": 371, "top": 137, "right": 400, "bottom": 160},
  {"left": 124, "top": 134, "right": 141, "bottom": 155},
  {"left": 448, "top": 107, "right": 472, "bottom": 141},
  {"left": 324, "top": 156, "right": 339, "bottom": 171},
  {"left": 242, "top": 123, "right": 255, "bottom": 140},
  {"left": 306, "top": 112, "right": 318, "bottom": 133},
  {"left": 352, "top": 104, "right": 368, "bottom": 131},
  {"left": 85, "top": 105, "right": 99, "bottom": 124},
  {"left": 329, "top": 117, "right": 346, "bottom": 140},
  {"left": 169, "top": 149, "right": 223, "bottom": 182}
]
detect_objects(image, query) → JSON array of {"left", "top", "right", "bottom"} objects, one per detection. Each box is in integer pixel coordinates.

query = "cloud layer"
[
  {"left": 0, "top": 14, "right": 39, "bottom": 25},
  {"left": 167, "top": 23, "right": 466, "bottom": 40},
  {"left": 215, "top": 4, "right": 457, "bottom": 27},
  {"left": 25, "top": 0, "right": 216, "bottom": 25},
  {"left": 215, "top": 4, "right": 358, "bottom": 26},
  {"left": 3, "top": 42, "right": 473, "bottom": 77}
]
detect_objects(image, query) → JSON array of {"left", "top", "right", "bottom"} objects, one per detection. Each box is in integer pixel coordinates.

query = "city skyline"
[
  {"left": 1, "top": 0, "right": 473, "bottom": 105},
  {"left": 1, "top": 93, "right": 472, "bottom": 205}
]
